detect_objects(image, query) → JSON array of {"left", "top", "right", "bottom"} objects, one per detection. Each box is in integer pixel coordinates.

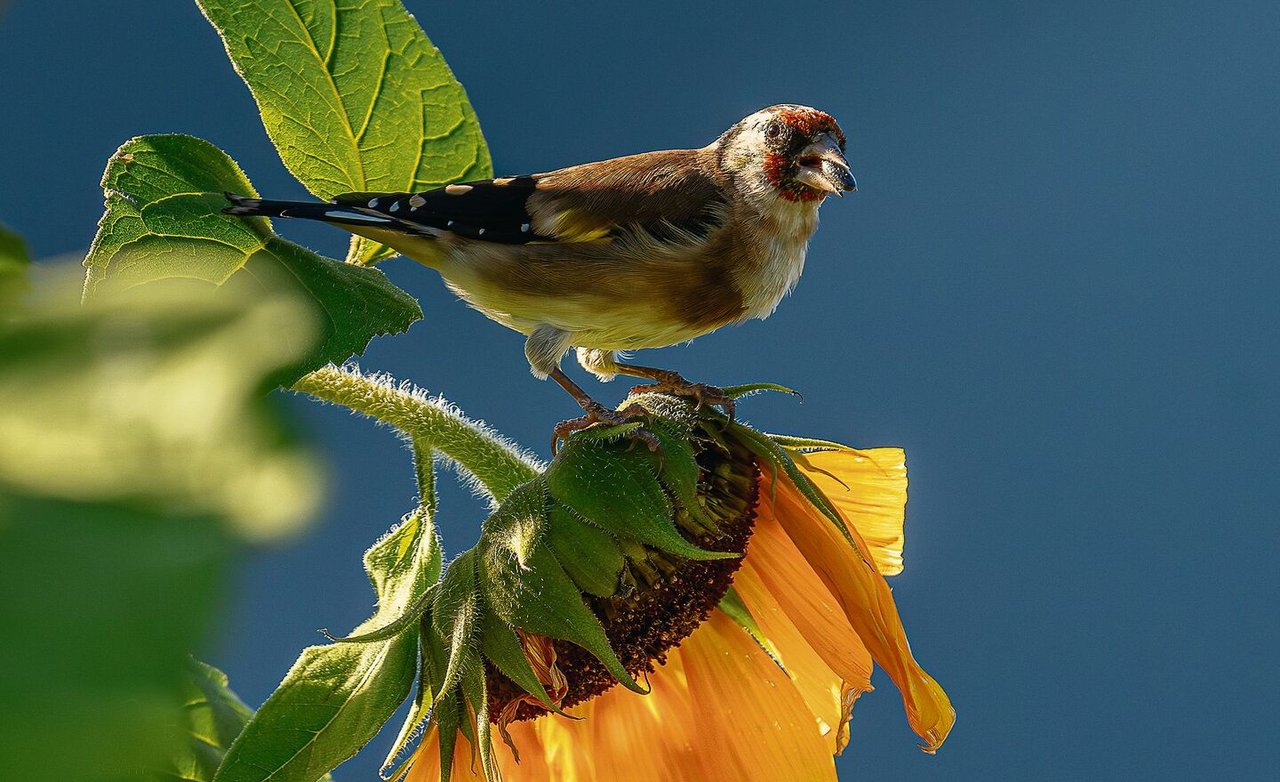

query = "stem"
[{"left": 292, "top": 364, "right": 540, "bottom": 502}]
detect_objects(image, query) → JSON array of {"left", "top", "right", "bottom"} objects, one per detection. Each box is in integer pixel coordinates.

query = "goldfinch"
[{"left": 226, "top": 104, "right": 855, "bottom": 448}]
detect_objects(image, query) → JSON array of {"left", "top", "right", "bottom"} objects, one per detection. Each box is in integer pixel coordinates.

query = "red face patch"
[{"left": 775, "top": 108, "right": 846, "bottom": 148}]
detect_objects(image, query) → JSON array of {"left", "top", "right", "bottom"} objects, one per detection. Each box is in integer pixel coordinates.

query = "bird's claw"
[
  {"left": 552, "top": 402, "right": 660, "bottom": 455},
  {"left": 629, "top": 377, "right": 737, "bottom": 423}
]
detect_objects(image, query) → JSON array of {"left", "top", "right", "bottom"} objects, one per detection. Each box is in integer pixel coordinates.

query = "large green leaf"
[
  {"left": 0, "top": 497, "right": 232, "bottom": 782},
  {"left": 83, "top": 134, "right": 422, "bottom": 383},
  {"left": 196, "top": 0, "right": 491, "bottom": 264},
  {"left": 215, "top": 506, "right": 442, "bottom": 782},
  {"left": 0, "top": 279, "right": 322, "bottom": 781},
  {"left": 0, "top": 279, "right": 321, "bottom": 539}
]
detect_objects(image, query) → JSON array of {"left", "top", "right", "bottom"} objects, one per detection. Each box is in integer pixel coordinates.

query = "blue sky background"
[{"left": 3, "top": 1, "right": 1278, "bottom": 778}]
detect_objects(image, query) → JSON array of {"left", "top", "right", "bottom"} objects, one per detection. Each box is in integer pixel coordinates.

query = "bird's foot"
[
  {"left": 628, "top": 372, "right": 736, "bottom": 422},
  {"left": 552, "top": 401, "right": 659, "bottom": 455}
]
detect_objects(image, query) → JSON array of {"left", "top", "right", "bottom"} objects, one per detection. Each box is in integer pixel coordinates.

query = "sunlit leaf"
[
  {"left": 196, "top": 0, "right": 491, "bottom": 264},
  {"left": 83, "top": 134, "right": 422, "bottom": 383},
  {"left": 215, "top": 503, "right": 442, "bottom": 782}
]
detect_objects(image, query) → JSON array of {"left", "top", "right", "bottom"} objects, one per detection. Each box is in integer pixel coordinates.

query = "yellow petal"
[
  {"left": 734, "top": 561, "right": 872, "bottom": 755},
  {"left": 524, "top": 644, "right": 697, "bottom": 782},
  {"left": 768, "top": 471, "right": 956, "bottom": 753},
  {"left": 740, "top": 515, "right": 874, "bottom": 688},
  {"left": 796, "top": 447, "right": 908, "bottom": 576},
  {"left": 679, "top": 610, "right": 836, "bottom": 780}
]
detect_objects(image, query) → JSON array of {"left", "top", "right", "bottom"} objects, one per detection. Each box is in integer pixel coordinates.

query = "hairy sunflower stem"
[{"left": 292, "top": 364, "right": 540, "bottom": 502}]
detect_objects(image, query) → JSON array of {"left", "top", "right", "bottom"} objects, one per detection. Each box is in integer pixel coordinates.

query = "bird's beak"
[{"left": 795, "top": 132, "right": 857, "bottom": 196}]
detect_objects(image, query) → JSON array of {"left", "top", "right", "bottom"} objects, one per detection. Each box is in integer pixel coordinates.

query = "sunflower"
[{"left": 398, "top": 389, "right": 954, "bottom": 782}]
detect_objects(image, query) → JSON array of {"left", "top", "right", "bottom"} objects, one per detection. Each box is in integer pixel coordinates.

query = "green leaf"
[
  {"left": 0, "top": 496, "right": 231, "bottom": 782},
  {"left": 152, "top": 658, "right": 255, "bottom": 782},
  {"left": 215, "top": 499, "right": 442, "bottom": 782},
  {"left": 648, "top": 419, "right": 717, "bottom": 530},
  {"left": 719, "top": 381, "right": 802, "bottom": 400},
  {"left": 0, "top": 279, "right": 321, "bottom": 539},
  {"left": 544, "top": 438, "right": 735, "bottom": 562},
  {"left": 196, "top": 0, "right": 491, "bottom": 264},
  {"left": 767, "top": 433, "right": 858, "bottom": 452},
  {"left": 0, "top": 220, "right": 30, "bottom": 311},
  {"left": 83, "top": 134, "right": 422, "bottom": 383},
  {"left": 731, "top": 423, "right": 860, "bottom": 549}
]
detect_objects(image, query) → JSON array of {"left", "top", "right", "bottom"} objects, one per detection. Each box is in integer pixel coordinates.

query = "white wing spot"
[
  {"left": 445, "top": 184, "right": 473, "bottom": 195},
  {"left": 409, "top": 194, "right": 426, "bottom": 208},
  {"left": 520, "top": 223, "right": 531, "bottom": 232},
  {"left": 478, "top": 228, "right": 486, "bottom": 236},
  {"left": 389, "top": 201, "right": 400, "bottom": 212},
  {"left": 368, "top": 198, "right": 380, "bottom": 208}
]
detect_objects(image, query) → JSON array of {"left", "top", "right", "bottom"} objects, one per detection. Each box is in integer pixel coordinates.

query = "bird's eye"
[{"left": 764, "top": 121, "right": 784, "bottom": 141}]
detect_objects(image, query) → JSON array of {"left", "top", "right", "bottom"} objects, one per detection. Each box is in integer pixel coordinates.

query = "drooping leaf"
[
  {"left": 431, "top": 550, "right": 480, "bottom": 703},
  {"left": 717, "top": 588, "right": 786, "bottom": 672},
  {"left": 477, "top": 604, "right": 557, "bottom": 712},
  {"left": 544, "top": 506, "right": 626, "bottom": 599},
  {"left": 215, "top": 503, "right": 442, "bottom": 782},
  {"left": 196, "top": 0, "right": 491, "bottom": 264},
  {"left": 478, "top": 483, "right": 643, "bottom": 693},
  {"left": 83, "top": 134, "right": 422, "bottom": 383}
]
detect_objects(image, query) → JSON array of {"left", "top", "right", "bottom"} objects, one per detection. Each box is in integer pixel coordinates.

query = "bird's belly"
[
  {"left": 437, "top": 241, "right": 741, "bottom": 349},
  {"left": 440, "top": 274, "right": 714, "bottom": 350}
]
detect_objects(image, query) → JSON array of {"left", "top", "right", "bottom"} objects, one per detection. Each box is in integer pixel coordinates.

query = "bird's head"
[{"left": 714, "top": 104, "right": 856, "bottom": 204}]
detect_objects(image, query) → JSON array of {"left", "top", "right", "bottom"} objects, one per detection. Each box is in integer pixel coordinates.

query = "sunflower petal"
[
  {"left": 796, "top": 447, "right": 908, "bottom": 576},
  {"left": 679, "top": 611, "right": 836, "bottom": 780},
  {"left": 733, "top": 563, "right": 870, "bottom": 755},
  {"left": 768, "top": 472, "right": 955, "bottom": 753}
]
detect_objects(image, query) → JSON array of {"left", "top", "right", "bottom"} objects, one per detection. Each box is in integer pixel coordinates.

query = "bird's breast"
[{"left": 733, "top": 201, "right": 819, "bottom": 320}]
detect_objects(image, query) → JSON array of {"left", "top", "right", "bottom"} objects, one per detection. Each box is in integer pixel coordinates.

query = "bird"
[{"left": 225, "top": 104, "right": 856, "bottom": 450}]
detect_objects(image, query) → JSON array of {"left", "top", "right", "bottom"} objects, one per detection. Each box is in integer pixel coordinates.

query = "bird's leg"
[
  {"left": 613, "top": 363, "right": 736, "bottom": 421},
  {"left": 548, "top": 368, "right": 659, "bottom": 455}
]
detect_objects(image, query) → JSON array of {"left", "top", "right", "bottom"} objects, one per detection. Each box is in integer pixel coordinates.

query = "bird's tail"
[{"left": 223, "top": 192, "right": 400, "bottom": 229}]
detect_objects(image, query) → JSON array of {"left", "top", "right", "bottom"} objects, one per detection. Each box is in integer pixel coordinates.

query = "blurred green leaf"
[
  {"left": 0, "top": 279, "right": 321, "bottom": 539},
  {"left": 0, "top": 277, "right": 323, "bottom": 780},
  {"left": 196, "top": 0, "right": 491, "bottom": 264},
  {"left": 215, "top": 506, "right": 442, "bottom": 782},
  {"left": 0, "top": 496, "right": 232, "bottom": 782},
  {"left": 150, "top": 658, "right": 255, "bottom": 782},
  {"left": 0, "top": 220, "right": 30, "bottom": 311},
  {"left": 83, "top": 134, "right": 422, "bottom": 383}
]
